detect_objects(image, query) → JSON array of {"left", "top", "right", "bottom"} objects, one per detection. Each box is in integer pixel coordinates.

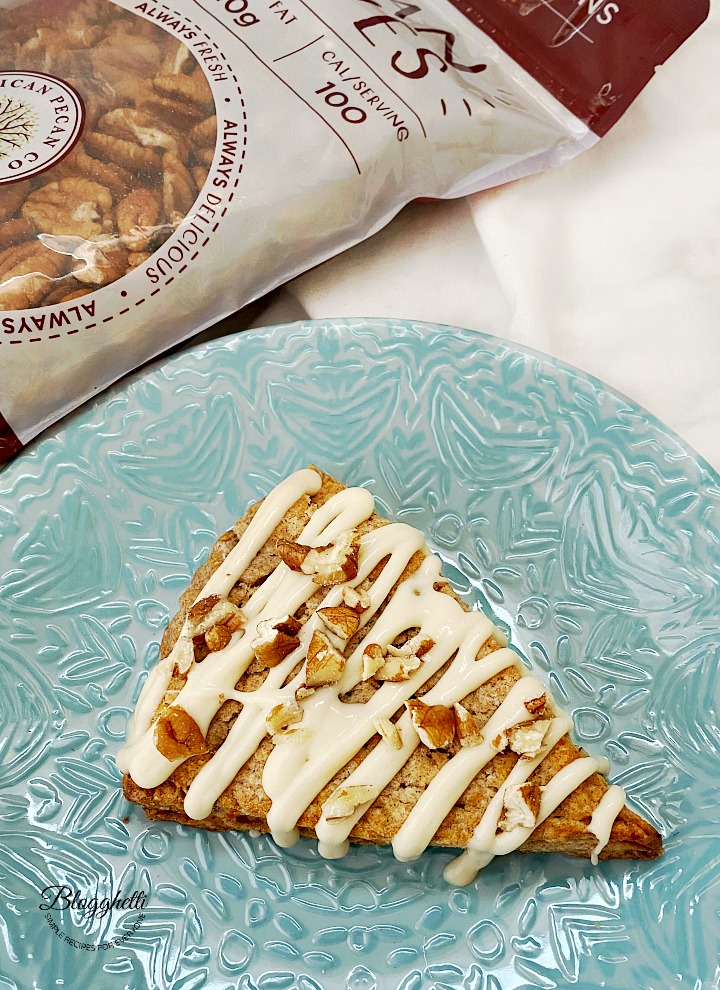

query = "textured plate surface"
[{"left": 1, "top": 318, "right": 719, "bottom": 990}]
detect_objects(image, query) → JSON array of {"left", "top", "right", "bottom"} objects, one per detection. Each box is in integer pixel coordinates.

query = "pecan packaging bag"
[{"left": 0, "top": 0, "right": 709, "bottom": 463}]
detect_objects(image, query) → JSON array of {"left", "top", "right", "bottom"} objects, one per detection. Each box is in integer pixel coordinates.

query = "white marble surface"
[{"left": 245, "top": 3, "right": 720, "bottom": 474}]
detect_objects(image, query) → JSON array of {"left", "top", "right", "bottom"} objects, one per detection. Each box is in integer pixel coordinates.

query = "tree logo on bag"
[
  {"left": 0, "top": 72, "right": 85, "bottom": 185},
  {"left": 0, "top": 96, "right": 38, "bottom": 160}
]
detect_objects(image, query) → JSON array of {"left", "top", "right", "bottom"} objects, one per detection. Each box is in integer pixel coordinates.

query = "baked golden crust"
[{"left": 122, "top": 469, "right": 662, "bottom": 863}]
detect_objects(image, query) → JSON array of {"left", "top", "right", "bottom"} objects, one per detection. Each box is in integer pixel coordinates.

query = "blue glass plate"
[{"left": 1, "top": 318, "right": 718, "bottom": 990}]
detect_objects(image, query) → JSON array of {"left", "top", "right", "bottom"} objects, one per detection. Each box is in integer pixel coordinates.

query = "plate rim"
[{"left": 0, "top": 314, "right": 716, "bottom": 989}]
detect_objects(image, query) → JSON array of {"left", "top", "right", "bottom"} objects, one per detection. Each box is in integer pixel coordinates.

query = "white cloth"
[{"left": 261, "top": 3, "right": 720, "bottom": 473}]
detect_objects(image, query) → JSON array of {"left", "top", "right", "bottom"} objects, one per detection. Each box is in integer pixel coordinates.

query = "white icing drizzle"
[
  {"left": 117, "top": 467, "right": 322, "bottom": 772},
  {"left": 262, "top": 555, "right": 498, "bottom": 842},
  {"left": 315, "top": 645, "right": 522, "bottom": 857},
  {"left": 118, "top": 470, "right": 626, "bottom": 879},
  {"left": 183, "top": 520, "right": 429, "bottom": 820},
  {"left": 588, "top": 784, "right": 626, "bottom": 865},
  {"left": 444, "top": 754, "right": 611, "bottom": 886},
  {"left": 392, "top": 678, "right": 569, "bottom": 863}
]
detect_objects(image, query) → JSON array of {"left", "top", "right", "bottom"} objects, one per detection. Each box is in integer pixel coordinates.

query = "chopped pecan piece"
[
  {"left": 275, "top": 615, "right": 302, "bottom": 636},
  {"left": 368, "top": 634, "right": 432, "bottom": 682},
  {"left": 266, "top": 699, "right": 303, "bottom": 736},
  {"left": 386, "top": 634, "right": 434, "bottom": 659},
  {"left": 507, "top": 719, "right": 552, "bottom": 759},
  {"left": 252, "top": 616, "right": 300, "bottom": 667},
  {"left": 453, "top": 703, "right": 484, "bottom": 747},
  {"left": 374, "top": 654, "right": 422, "bottom": 682},
  {"left": 305, "top": 630, "right": 345, "bottom": 687},
  {"left": 361, "top": 643, "right": 385, "bottom": 681},
  {"left": 317, "top": 604, "right": 360, "bottom": 641},
  {"left": 276, "top": 539, "right": 309, "bottom": 570},
  {"left": 525, "top": 694, "right": 547, "bottom": 716},
  {"left": 205, "top": 624, "right": 232, "bottom": 652},
  {"left": 187, "top": 595, "right": 243, "bottom": 636},
  {"left": 174, "top": 636, "right": 195, "bottom": 674},
  {"left": 342, "top": 586, "right": 371, "bottom": 612},
  {"left": 498, "top": 782, "right": 542, "bottom": 832},
  {"left": 322, "top": 784, "right": 376, "bottom": 821},
  {"left": 154, "top": 707, "right": 207, "bottom": 760},
  {"left": 373, "top": 716, "right": 403, "bottom": 750},
  {"left": 492, "top": 731, "right": 508, "bottom": 752},
  {"left": 301, "top": 531, "right": 360, "bottom": 586},
  {"left": 406, "top": 699, "right": 456, "bottom": 750}
]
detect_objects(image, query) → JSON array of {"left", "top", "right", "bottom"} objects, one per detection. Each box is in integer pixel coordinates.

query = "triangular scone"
[{"left": 118, "top": 468, "right": 661, "bottom": 883}]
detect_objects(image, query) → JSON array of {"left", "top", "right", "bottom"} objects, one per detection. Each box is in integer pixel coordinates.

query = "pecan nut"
[
  {"left": 40, "top": 280, "right": 93, "bottom": 307},
  {"left": 0, "top": 185, "right": 26, "bottom": 225},
  {"left": 406, "top": 699, "right": 456, "bottom": 750},
  {"left": 69, "top": 143, "right": 134, "bottom": 201},
  {"left": 116, "top": 188, "right": 162, "bottom": 252},
  {"left": 154, "top": 706, "right": 208, "bottom": 760},
  {"left": 189, "top": 115, "right": 217, "bottom": 150},
  {"left": 305, "top": 630, "right": 346, "bottom": 687},
  {"left": 0, "top": 241, "right": 67, "bottom": 311},
  {"left": 126, "top": 251, "right": 152, "bottom": 270},
  {"left": 317, "top": 604, "right": 360, "bottom": 642},
  {"left": 0, "top": 219, "right": 35, "bottom": 253},
  {"left": 91, "top": 33, "right": 161, "bottom": 83},
  {"left": 22, "top": 178, "right": 113, "bottom": 240},
  {"left": 136, "top": 92, "right": 206, "bottom": 128},
  {"left": 72, "top": 235, "right": 128, "bottom": 286},
  {"left": 85, "top": 131, "right": 163, "bottom": 177},
  {"left": 498, "top": 782, "right": 542, "bottom": 832},
  {"left": 154, "top": 68, "right": 214, "bottom": 113},
  {"left": 160, "top": 40, "right": 194, "bottom": 76},
  {"left": 192, "top": 165, "right": 210, "bottom": 191},
  {"left": 162, "top": 153, "right": 197, "bottom": 225},
  {"left": 99, "top": 107, "right": 188, "bottom": 160},
  {"left": 0, "top": 0, "right": 218, "bottom": 308}
]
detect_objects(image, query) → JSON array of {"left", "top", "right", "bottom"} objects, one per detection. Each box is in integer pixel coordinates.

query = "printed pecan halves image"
[{"left": 0, "top": 0, "right": 217, "bottom": 312}]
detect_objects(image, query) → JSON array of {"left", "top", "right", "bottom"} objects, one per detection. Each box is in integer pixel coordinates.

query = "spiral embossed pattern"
[{"left": 1, "top": 319, "right": 718, "bottom": 990}]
